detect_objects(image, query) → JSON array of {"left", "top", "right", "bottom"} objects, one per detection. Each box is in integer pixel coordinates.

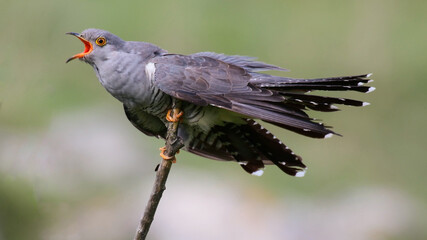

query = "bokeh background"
[{"left": 1, "top": 0, "right": 426, "bottom": 239}]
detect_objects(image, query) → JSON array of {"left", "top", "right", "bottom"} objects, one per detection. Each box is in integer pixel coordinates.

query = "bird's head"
[{"left": 66, "top": 29, "right": 124, "bottom": 64}]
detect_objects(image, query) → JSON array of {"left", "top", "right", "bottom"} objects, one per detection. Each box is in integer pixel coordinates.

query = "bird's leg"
[
  {"left": 166, "top": 109, "right": 183, "bottom": 122},
  {"left": 159, "top": 147, "right": 179, "bottom": 163},
  {"left": 159, "top": 103, "right": 184, "bottom": 162}
]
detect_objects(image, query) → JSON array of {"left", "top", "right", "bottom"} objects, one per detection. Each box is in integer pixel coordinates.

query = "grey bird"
[{"left": 66, "top": 28, "right": 374, "bottom": 177}]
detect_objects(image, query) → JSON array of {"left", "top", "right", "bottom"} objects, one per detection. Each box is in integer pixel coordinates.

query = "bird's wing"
[
  {"left": 151, "top": 54, "right": 253, "bottom": 107},
  {"left": 191, "top": 52, "right": 288, "bottom": 72},
  {"left": 124, "top": 105, "right": 167, "bottom": 138},
  {"left": 150, "top": 54, "right": 334, "bottom": 138}
]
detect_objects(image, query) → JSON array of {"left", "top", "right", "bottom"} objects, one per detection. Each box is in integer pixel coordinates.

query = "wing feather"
[
  {"left": 151, "top": 54, "right": 334, "bottom": 138},
  {"left": 124, "top": 105, "right": 167, "bottom": 138}
]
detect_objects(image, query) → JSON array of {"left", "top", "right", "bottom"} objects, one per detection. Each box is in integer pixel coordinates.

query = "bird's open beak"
[{"left": 66, "top": 32, "right": 93, "bottom": 63}]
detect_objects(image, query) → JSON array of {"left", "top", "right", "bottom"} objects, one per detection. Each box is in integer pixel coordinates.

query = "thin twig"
[{"left": 134, "top": 100, "right": 184, "bottom": 240}]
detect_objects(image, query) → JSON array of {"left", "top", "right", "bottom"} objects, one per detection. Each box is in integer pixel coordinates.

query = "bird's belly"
[{"left": 177, "top": 105, "right": 246, "bottom": 145}]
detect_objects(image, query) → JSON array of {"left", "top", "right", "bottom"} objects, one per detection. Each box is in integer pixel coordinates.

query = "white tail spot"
[
  {"left": 295, "top": 170, "right": 306, "bottom": 177},
  {"left": 251, "top": 169, "right": 264, "bottom": 176},
  {"left": 367, "top": 87, "right": 376, "bottom": 93},
  {"left": 362, "top": 102, "right": 370, "bottom": 106},
  {"left": 324, "top": 133, "right": 334, "bottom": 139}
]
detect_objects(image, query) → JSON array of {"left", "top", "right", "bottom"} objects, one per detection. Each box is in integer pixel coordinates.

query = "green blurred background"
[{"left": 1, "top": 0, "right": 426, "bottom": 239}]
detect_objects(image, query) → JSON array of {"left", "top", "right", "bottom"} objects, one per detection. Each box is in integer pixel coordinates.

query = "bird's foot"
[
  {"left": 159, "top": 146, "right": 179, "bottom": 163},
  {"left": 166, "top": 109, "right": 183, "bottom": 122}
]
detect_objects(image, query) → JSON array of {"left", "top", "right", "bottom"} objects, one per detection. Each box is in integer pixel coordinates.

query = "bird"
[{"left": 66, "top": 28, "right": 374, "bottom": 177}]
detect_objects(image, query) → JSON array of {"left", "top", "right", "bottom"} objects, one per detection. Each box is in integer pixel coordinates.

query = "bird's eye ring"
[{"left": 95, "top": 37, "right": 107, "bottom": 46}]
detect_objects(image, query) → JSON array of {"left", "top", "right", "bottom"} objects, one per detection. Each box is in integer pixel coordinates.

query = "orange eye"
[{"left": 95, "top": 37, "right": 107, "bottom": 46}]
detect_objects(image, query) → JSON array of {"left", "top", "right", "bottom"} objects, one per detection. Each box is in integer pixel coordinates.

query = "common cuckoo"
[{"left": 66, "top": 29, "right": 374, "bottom": 177}]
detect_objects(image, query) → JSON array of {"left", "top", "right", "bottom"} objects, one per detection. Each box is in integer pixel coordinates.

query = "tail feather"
[
  {"left": 251, "top": 73, "right": 374, "bottom": 93},
  {"left": 217, "top": 124, "right": 266, "bottom": 175},
  {"left": 228, "top": 73, "right": 375, "bottom": 137},
  {"left": 282, "top": 92, "right": 369, "bottom": 112},
  {"left": 241, "top": 120, "right": 307, "bottom": 176},
  {"left": 231, "top": 101, "right": 335, "bottom": 138},
  {"left": 235, "top": 97, "right": 311, "bottom": 119},
  {"left": 221, "top": 120, "right": 307, "bottom": 176},
  {"left": 185, "top": 72, "right": 374, "bottom": 176},
  {"left": 265, "top": 120, "right": 338, "bottom": 138},
  {"left": 186, "top": 121, "right": 307, "bottom": 177},
  {"left": 274, "top": 74, "right": 372, "bottom": 85},
  {"left": 251, "top": 73, "right": 373, "bottom": 87},
  {"left": 270, "top": 84, "right": 374, "bottom": 93}
]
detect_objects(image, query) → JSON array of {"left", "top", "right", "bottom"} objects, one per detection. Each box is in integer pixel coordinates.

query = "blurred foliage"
[
  {"left": 0, "top": 0, "right": 426, "bottom": 239},
  {"left": 0, "top": 177, "right": 43, "bottom": 240}
]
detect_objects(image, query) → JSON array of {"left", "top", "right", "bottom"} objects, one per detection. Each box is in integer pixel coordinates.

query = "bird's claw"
[
  {"left": 166, "top": 109, "right": 183, "bottom": 122},
  {"left": 159, "top": 146, "right": 179, "bottom": 163}
]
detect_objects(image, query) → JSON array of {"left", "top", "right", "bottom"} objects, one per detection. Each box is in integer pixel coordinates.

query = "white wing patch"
[{"left": 145, "top": 62, "right": 156, "bottom": 82}]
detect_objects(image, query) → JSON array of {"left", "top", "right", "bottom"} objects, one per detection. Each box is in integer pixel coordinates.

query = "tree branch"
[{"left": 134, "top": 100, "right": 184, "bottom": 240}]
